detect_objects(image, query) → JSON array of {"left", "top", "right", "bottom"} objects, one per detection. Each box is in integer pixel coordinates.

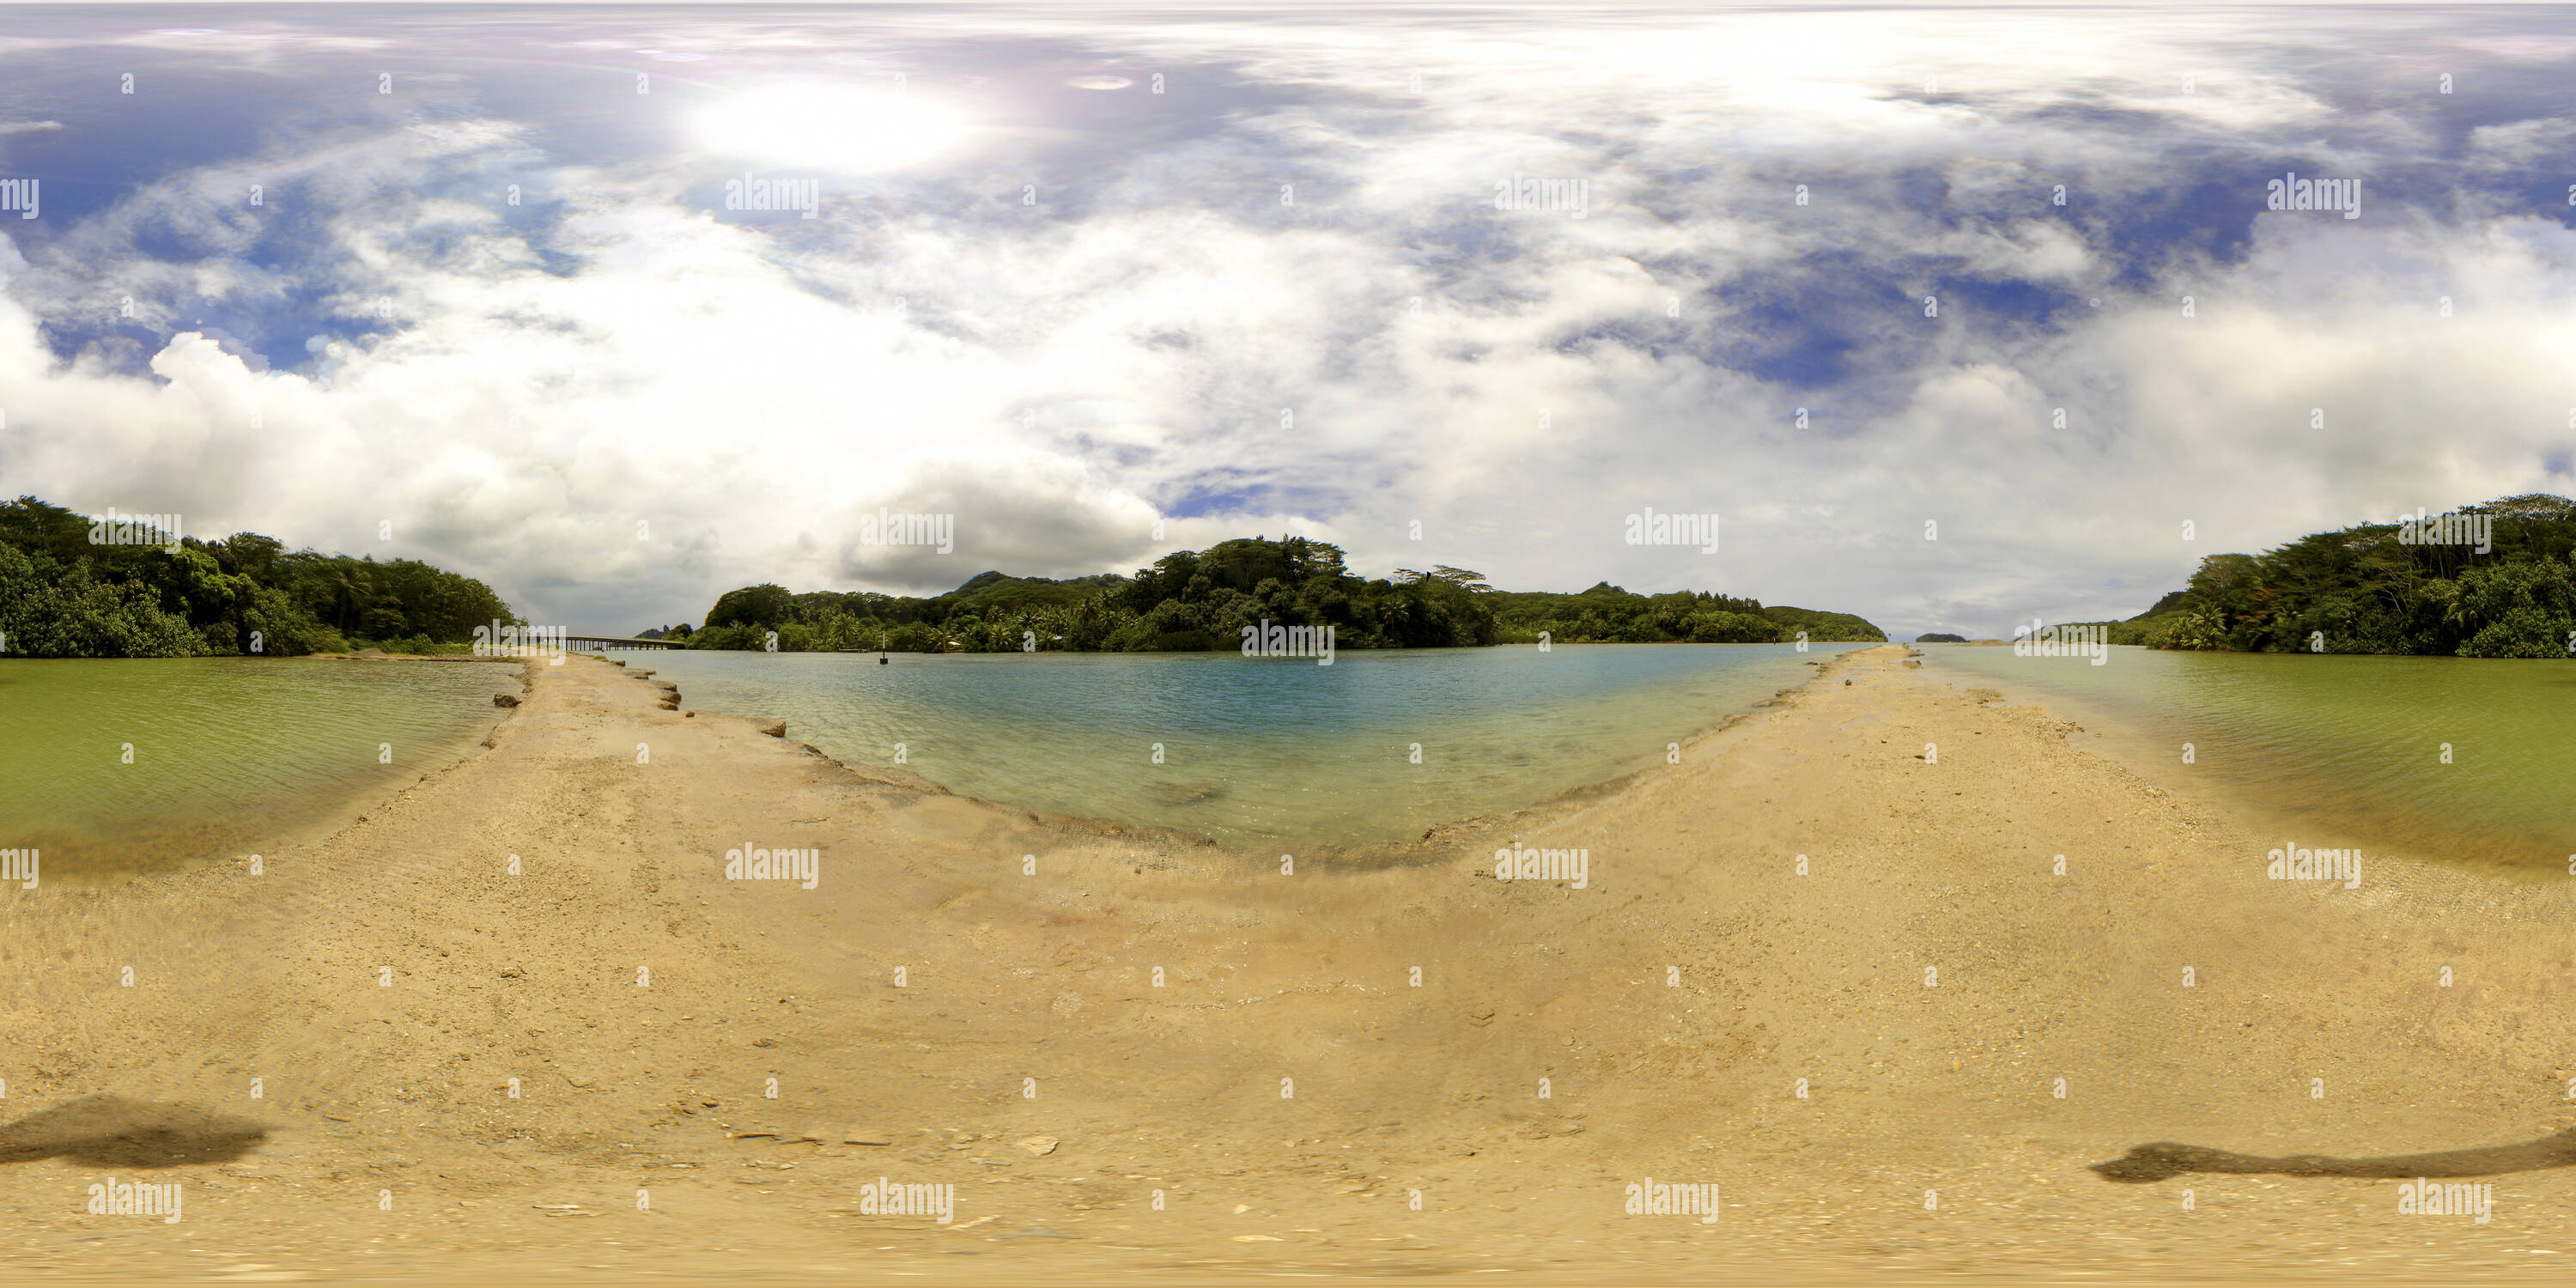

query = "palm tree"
[{"left": 327, "top": 565, "right": 365, "bottom": 632}]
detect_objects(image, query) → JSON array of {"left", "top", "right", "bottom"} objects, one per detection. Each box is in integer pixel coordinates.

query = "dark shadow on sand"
[
  {"left": 2093, "top": 1126, "right": 2576, "bottom": 1183},
  {"left": 0, "top": 1095, "right": 269, "bottom": 1168}
]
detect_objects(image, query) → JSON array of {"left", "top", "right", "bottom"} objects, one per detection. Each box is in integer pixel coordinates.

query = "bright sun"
[{"left": 693, "top": 84, "right": 968, "bottom": 174}]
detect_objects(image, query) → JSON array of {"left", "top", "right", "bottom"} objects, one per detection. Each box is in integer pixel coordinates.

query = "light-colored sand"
[{"left": 5, "top": 644, "right": 2574, "bottom": 1284}]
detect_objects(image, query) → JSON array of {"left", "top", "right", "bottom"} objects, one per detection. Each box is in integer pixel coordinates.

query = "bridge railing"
[{"left": 563, "top": 635, "right": 685, "bottom": 651}]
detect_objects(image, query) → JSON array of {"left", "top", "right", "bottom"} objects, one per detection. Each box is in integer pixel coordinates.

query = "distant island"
[
  {"left": 2057, "top": 493, "right": 2574, "bottom": 658},
  {"left": 1915, "top": 632, "right": 1968, "bottom": 644},
  {"left": 687, "top": 536, "right": 1888, "bottom": 653}
]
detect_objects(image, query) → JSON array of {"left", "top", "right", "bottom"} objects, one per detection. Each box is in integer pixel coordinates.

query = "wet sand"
[{"left": 5, "top": 645, "right": 2575, "bottom": 1284}]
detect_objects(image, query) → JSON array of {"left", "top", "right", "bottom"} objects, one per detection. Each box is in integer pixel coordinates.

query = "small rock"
[
  {"left": 1017, "top": 1134, "right": 1059, "bottom": 1157},
  {"left": 498, "top": 966, "right": 525, "bottom": 978},
  {"left": 492, "top": 693, "right": 520, "bottom": 708},
  {"left": 758, "top": 720, "right": 787, "bottom": 738}
]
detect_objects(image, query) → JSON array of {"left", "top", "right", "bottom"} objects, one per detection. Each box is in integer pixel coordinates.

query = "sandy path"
[{"left": 4, "top": 645, "right": 2573, "bottom": 1283}]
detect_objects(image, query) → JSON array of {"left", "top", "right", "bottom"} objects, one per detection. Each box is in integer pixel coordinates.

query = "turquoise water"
[
  {"left": 635, "top": 643, "right": 1864, "bottom": 850},
  {"left": 0, "top": 658, "right": 507, "bottom": 878},
  {"left": 1923, "top": 646, "right": 2576, "bottom": 871}
]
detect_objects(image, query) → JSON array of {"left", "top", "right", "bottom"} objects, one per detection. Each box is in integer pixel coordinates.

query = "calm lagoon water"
[
  {"left": 0, "top": 658, "right": 506, "bottom": 878},
  {"left": 635, "top": 643, "right": 1865, "bottom": 850},
  {"left": 1923, "top": 646, "right": 2576, "bottom": 871},
  {"left": 9, "top": 643, "right": 2562, "bottom": 873}
]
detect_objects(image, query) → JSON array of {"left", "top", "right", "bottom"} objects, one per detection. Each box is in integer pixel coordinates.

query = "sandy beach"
[{"left": 7, "top": 644, "right": 2575, "bottom": 1284}]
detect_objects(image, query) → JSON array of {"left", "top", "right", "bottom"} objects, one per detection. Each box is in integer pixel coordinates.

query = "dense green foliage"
[
  {"left": 1755, "top": 605, "right": 1891, "bottom": 644},
  {"left": 688, "top": 537, "right": 1886, "bottom": 653},
  {"left": 1485, "top": 584, "right": 1885, "bottom": 645},
  {"left": 2038, "top": 590, "right": 2194, "bottom": 647},
  {"left": 1, "top": 495, "right": 516, "bottom": 659},
  {"left": 2039, "top": 611, "right": 2189, "bottom": 647},
  {"left": 1917, "top": 632, "right": 1968, "bottom": 643},
  {"left": 2129, "top": 494, "right": 2576, "bottom": 657}
]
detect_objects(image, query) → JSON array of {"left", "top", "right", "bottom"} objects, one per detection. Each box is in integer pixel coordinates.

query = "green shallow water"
[
  {"left": 1923, "top": 646, "right": 2576, "bottom": 871},
  {"left": 0, "top": 658, "right": 507, "bottom": 880}
]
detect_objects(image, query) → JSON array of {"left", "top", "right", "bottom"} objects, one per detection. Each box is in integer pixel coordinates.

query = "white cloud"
[{"left": 0, "top": 6, "right": 2569, "bottom": 640}]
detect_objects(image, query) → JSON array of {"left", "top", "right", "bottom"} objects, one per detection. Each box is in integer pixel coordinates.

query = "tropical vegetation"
[
  {"left": 1, "top": 495, "right": 515, "bottom": 658},
  {"left": 684, "top": 536, "right": 1886, "bottom": 653},
  {"left": 2085, "top": 495, "right": 2576, "bottom": 657}
]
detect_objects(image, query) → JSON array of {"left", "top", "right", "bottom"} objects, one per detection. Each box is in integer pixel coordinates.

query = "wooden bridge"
[{"left": 566, "top": 632, "right": 685, "bottom": 651}]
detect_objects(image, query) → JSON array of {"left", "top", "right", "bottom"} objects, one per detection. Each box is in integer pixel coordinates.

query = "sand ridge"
[{"left": 3, "top": 644, "right": 2573, "bottom": 1283}]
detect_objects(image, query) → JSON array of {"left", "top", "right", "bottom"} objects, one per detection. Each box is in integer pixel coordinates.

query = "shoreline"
[
  {"left": 1918, "top": 647, "right": 2573, "bottom": 878},
  {"left": 0, "top": 653, "right": 522, "bottom": 884},
  {"left": 7, "top": 646, "right": 2576, "bottom": 1281},
  {"left": 614, "top": 641, "right": 1880, "bottom": 866},
  {"left": 20, "top": 641, "right": 1881, "bottom": 889}
]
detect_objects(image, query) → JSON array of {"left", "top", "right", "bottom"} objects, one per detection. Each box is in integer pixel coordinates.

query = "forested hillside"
[
  {"left": 688, "top": 537, "right": 1886, "bottom": 653},
  {"left": 1, "top": 495, "right": 515, "bottom": 658},
  {"left": 2087, "top": 495, "right": 2575, "bottom": 657}
]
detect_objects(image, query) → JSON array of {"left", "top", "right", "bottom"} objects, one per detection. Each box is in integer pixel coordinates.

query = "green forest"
[
  {"left": 27, "top": 491, "right": 2561, "bottom": 664},
  {"left": 684, "top": 536, "right": 1888, "bottom": 653},
  {"left": 2080, "top": 494, "right": 2576, "bottom": 657},
  {"left": 0, "top": 495, "right": 516, "bottom": 658}
]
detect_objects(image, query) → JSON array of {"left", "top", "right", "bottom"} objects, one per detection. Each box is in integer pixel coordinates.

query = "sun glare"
[{"left": 693, "top": 83, "right": 969, "bottom": 174}]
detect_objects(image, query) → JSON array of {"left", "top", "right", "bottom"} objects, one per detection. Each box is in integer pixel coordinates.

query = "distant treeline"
[
  {"left": 0, "top": 495, "right": 516, "bottom": 659},
  {"left": 1487, "top": 586, "right": 1885, "bottom": 646},
  {"left": 685, "top": 536, "right": 1886, "bottom": 653},
  {"left": 2078, "top": 494, "right": 2576, "bottom": 657}
]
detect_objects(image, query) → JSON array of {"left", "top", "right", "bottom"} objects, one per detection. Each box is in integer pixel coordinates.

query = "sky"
[{"left": 1, "top": 3, "right": 2571, "bottom": 639}]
